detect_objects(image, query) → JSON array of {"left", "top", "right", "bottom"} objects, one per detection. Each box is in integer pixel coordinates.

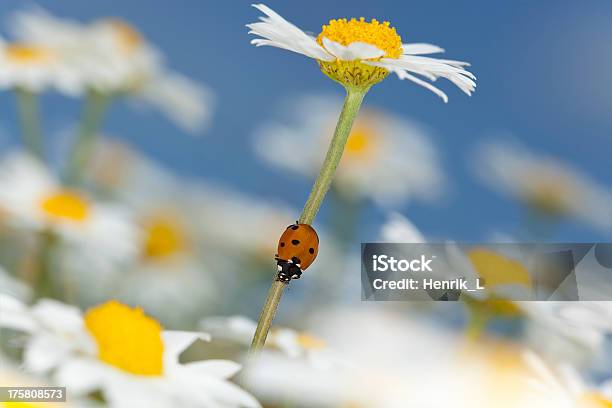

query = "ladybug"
[{"left": 275, "top": 222, "right": 319, "bottom": 283}]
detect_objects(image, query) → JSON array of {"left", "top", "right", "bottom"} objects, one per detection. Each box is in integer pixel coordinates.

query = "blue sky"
[{"left": 1, "top": 0, "right": 612, "bottom": 243}]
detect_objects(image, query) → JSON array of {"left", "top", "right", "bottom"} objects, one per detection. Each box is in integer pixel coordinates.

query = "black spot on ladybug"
[
  {"left": 291, "top": 239, "right": 300, "bottom": 245},
  {"left": 309, "top": 248, "right": 315, "bottom": 254},
  {"left": 280, "top": 242, "right": 285, "bottom": 247},
  {"left": 291, "top": 225, "right": 299, "bottom": 230}
]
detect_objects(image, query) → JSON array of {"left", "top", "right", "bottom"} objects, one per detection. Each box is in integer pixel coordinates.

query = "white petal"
[
  {"left": 31, "top": 299, "right": 84, "bottom": 334},
  {"left": 381, "top": 212, "right": 425, "bottom": 243},
  {"left": 321, "top": 38, "right": 385, "bottom": 61},
  {"left": 183, "top": 359, "right": 242, "bottom": 379},
  {"left": 54, "top": 358, "right": 108, "bottom": 395},
  {"left": 0, "top": 294, "right": 37, "bottom": 332},
  {"left": 136, "top": 71, "right": 214, "bottom": 133},
  {"left": 368, "top": 61, "right": 448, "bottom": 103},
  {"left": 198, "top": 315, "right": 257, "bottom": 345},
  {"left": 402, "top": 43, "right": 445, "bottom": 55},
  {"left": 162, "top": 330, "right": 211, "bottom": 366},
  {"left": 368, "top": 53, "right": 476, "bottom": 101},
  {"left": 176, "top": 371, "right": 262, "bottom": 408},
  {"left": 248, "top": 4, "right": 333, "bottom": 61},
  {"left": 24, "top": 334, "right": 72, "bottom": 373}
]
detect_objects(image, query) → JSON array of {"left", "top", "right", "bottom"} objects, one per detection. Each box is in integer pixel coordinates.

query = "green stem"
[
  {"left": 298, "top": 88, "right": 367, "bottom": 224},
  {"left": 34, "top": 230, "right": 58, "bottom": 299},
  {"left": 64, "top": 90, "right": 110, "bottom": 185},
  {"left": 16, "top": 89, "right": 44, "bottom": 160},
  {"left": 250, "top": 86, "right": 368, "bottom": 353}
]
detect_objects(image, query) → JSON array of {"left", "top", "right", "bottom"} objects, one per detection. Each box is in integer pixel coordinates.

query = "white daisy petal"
[
  {"left": 402, "top": 43, "right": 445, "bottom": 55},
  {"left": 248, "top": 4, "right": 333, "bottom": 61},
  {"left": 183, "top": 360, "right": 242, "bottom": 380},
  {"left": 380, "top": 212, "right": 425, "bottom": 243},
  {"left": 0, "top": 294, "right": 37, "bottom": 332},
  {"left": 24, "top": 333, "right": 72, "bottom": 373},
  {"left": 321, "top": 38, "right": 385, "bottom": 60},
  {"left": 368, "top": 61, "right": 449, "bottom": 102},
  {"left": 180, "top": 373, "right": 262, "bottom": 408},
  {"left": 369, "top": 54, "right": 476, "bottom": 99},
  {"left": 162, "top": 330, "right": 211, "bottom": 366},
  {"left": 54, "top": 357, "right": 107, "bottom": 394},
  {"left": 31, "top": 299, "right": 85, "bottom": 333}
]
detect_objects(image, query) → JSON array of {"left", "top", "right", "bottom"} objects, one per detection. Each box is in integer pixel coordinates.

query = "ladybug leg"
[
  {"left": 291, "top": 256, "right": 301, "bottom": 268},
  {"left": 275, "top": 259, "right": 293, "bottom": 283},
  {"left": 276, "top": 259, "right": 303, "bottom": 283}
]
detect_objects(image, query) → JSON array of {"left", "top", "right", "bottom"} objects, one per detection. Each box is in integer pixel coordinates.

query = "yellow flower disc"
[
  {"left": 40, "top": 190, "right": 90, "bottom": 222},
  {"left": 6, "top": 44, "right": 54, "bottom": 64},
  {"left": 316, "top": 18, "right": 402, "bottom": 88},
  {"left": 85, "top": 300, "right": 164, "bottom": 376},
  {"left": 142, "top": 215, "right": 188, "bottom": 260}
]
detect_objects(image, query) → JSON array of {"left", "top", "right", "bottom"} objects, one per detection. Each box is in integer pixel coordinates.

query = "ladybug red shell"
[{"left": 275, "top": 222, "right": 319, "bottom": 283}]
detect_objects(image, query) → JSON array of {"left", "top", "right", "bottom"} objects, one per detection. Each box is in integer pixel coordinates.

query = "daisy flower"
[
  {"left": 474, "top": 140, "right": 612, "bottom": 231},
  {"left": 254, "top": 95, "right": 445, "bottom": 205},
  {"left": 117, "top": 206, "right": 218, "bottom": 327},
  {"left": 0, "top": 37, "right": 80, "bottom": 95},
  {"left": 60, "top": 141, "right": 218, "bottom": 322},
  {"left": 11, "top": 8, "right": 214, "bottom": 132},
  {"left": 248, "top": 4, "right": 475, "bottom": 100},
  {"left": 0, "top": 296, "right": 260, "bottom": 408},
  {"left": 0, "top": 152, "right": 137, "bottom": 267}
]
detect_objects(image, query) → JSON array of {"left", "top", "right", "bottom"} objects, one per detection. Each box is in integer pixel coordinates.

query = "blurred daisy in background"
[
  {"left": 244, "top": 306, "right": 552, "bottom": 408},
  {"left": 0, "top": 36, "right": 81, "bottom": 95},
  {"left": 522, "top": 350, "right": 612, "bottom": 407},
  {"left": 473, "top": 140, "right": 612, "bottom": 232},
  {"left": 254, "top": 94, "right": 445, "bottom": 206},
  {"left": 248, "top": 4, "right": 475, "bottom": 100},
  {"left": 521, "top": 302, "right": 612, "bottom": 366},
  {"left": 10, "top": 7, "right": 214, "bottom": 132},
  {"left": 0, "top": 152, "right": 137, "bottom": 267},
  {"left": 380, "top": 212, "right": 425, "bottom": 242},
  {"left": 62, "top": 140, "right": 218, "bottom": 324},
  {"left": 0, "top": 296, "right": 260, "bottom": 408}
]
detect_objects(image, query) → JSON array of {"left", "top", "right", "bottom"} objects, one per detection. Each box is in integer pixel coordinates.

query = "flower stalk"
[
  {"left": 16, "top": 88, "right": 44, "bottom": 160},
  {"left": 64, "top": 90, "right": 110, "bottom": 185},
  {"left": 250, "top": 86, "right": 368, "bottom": 352}
]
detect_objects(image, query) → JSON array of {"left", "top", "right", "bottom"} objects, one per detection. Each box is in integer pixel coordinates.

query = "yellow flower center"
[
  {"left": 316, "top": 18, "right": 402, "bottom": 88},
  {"left": 524, "top": 175, "right": 572, "bottom": 216},
  {"left": 39, "top": 190, "right": 90, "bottom": 222},
  {"left": 344, "top": 119, "right": 379, "bottom": 161},
  {"left": 142, "top": 214, "right": 188, "bottom": 260},
  {"left": 296, "top": 333, "right": 326, "bottom": 350},
  {"left": 84, "top": 300, "right": 163, "bottom": 376},
  {"left": 318, "top": 18, "right": 402, "bottom": 59},
  {"left": 580, "top": 392, "right": 612, "bottom": 407},
  {"left": 5, "top": 44, "right": 54, "bottom": 64},
  {"left": 103, "top": 19, "right": 143, "bottom": 54},
  {"left": 467, "top": 249, "right": 532, "bottom": 289}
]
